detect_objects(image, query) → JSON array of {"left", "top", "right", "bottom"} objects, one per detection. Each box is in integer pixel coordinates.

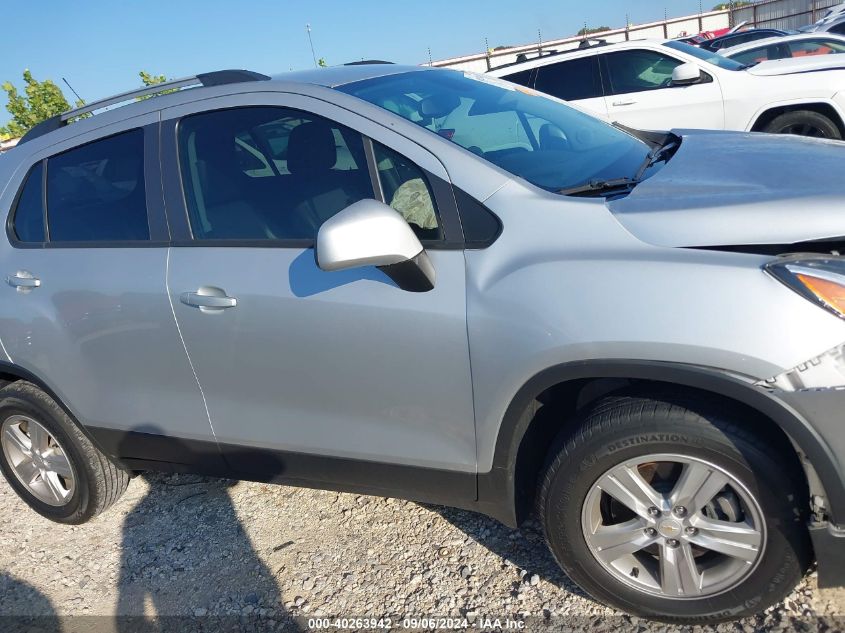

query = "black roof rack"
[
  {"left": 490, "top": 38, "right": 609, "bottom": 72},
  {"left": 19, "top": 69, "right": 270, "bottom": 145},
  {"left": 343, "top": 60, "right": 395, "bottom": 66}
]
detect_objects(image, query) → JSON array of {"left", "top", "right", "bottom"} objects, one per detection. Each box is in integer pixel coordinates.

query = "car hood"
[
  {"left": 606, "top": 130, "right": 845, "bottom": 248},
  {"left": 746, "top": 55, "right": 845, "bottom": 75}
]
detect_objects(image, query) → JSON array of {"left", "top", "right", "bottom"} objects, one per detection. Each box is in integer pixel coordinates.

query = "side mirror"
[
  {"left": 316, "top": 199, "right": 436, "bottom": 292},
  {"left": 671, "top": 62, "right": 702, "bottom": 86}
]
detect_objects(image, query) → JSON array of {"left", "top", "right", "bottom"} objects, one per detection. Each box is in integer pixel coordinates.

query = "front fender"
[{"left": 476, "top": 359, "right": 845, "bottom": 529}]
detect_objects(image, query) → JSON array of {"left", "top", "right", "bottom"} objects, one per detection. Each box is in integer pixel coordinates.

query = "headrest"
[
  {"left": 287, "top": 121, "right": 337, "bottom": 174},
  {"left": 418, "top": 93, "right": 461, "bottom": 119}
]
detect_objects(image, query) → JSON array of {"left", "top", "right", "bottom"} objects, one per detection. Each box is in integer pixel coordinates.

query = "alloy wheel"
[
  {"left": 581, "top": 453, "right": 765, "bottom": 599},
  {"left": 779, "top": 123, "right": 828, "bottom": 137},
  {"left": 1, "top": 414, "right": 75, "bottom": 506}
]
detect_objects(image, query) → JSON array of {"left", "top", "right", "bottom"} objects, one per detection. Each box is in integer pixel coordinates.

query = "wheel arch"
[
  {"left": 749, "top": 100, "right": 845, "bottom": 137},
  {"left": 477, "top": 359, "right": 844, "bottom": 528},
  {"left": 0, "top": 360, "right": 116, "bottom": 461}
]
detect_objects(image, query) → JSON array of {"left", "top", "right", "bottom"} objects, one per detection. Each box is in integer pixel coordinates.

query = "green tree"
[
  {"left": 713, "top": 1, "right": 752, "bottom": 9},
  {"left": 137, "top": 70, "right": 177, "bottom": 100},
  {"left": 0, "top": 70, "right": 80, "bottom": 139},
  {"left": 577, "top": 26, "right": 610, "bottom": 36}
]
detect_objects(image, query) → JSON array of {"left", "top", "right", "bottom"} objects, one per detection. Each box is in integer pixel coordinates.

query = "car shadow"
[
  {"left": 425, "top": 504, "right": 593, "bottom": 602},
  {"left": 0, "top": 572, "right": 62, "bottom": 633},
  {"left": 114, "top": 432, "right": 303, "bottom": 633},
  {"left": 288, "top": 248, "right": 395, "bottom": 297}
]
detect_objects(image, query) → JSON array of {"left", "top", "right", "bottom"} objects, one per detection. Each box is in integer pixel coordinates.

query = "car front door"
[
  {"left": 160, "top": 94, "right": 476, "bottom": 498},
  {"left": 0, "top": 116, "right": 214, "bottom": 458},
  {"left": 600, "top": 48, "right": 725, "bottom": 130}
]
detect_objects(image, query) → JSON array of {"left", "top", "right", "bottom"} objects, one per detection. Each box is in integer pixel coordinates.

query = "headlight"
[{"left": 765, "top": 256, "right": 845, "bottom": 320}]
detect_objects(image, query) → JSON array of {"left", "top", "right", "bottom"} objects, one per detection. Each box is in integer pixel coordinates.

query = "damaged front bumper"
[{"left": 759, "top": 345, "right": 845, "bottom": 586}]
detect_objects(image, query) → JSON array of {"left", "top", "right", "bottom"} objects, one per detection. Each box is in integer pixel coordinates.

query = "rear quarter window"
[{"left": 10, "top": 162, "right": 45, "bottom": 243}]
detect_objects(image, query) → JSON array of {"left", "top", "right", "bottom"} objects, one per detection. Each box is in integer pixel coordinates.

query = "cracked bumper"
[{"left": 776, "top": 387, "right": 845, "bottom": 586}]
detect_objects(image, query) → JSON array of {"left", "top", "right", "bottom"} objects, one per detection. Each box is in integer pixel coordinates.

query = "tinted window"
[
  {"left": 709, "top": 31, "right": 776, "bottom": 50},
  {"left": 11, "top": 162, "right": 45, "bottom": 242},
  {"left": 340, "top": 71, "right": 650, "bottom": 193},
  {"left": 730, "top": 44, "right": 786, "bottom": 64},
  {"left": 789, "top": 38, "right": 845, "bottom": 56},
  {"left": 662, "top": 40, "right": 746, "bottom": 70},
  {"left": 535, "top": 57, "right": 603, "bottom": 101},
  {"left": 602, "top": 50, "right": 682, "bottom": 94},
  {"left": 373, "top": 142, "right": 442, "bottom": 241},
  {"left": 832, "top": 23, "right": 845, "bottom": 35},
  {"left": 501, "top": 68, "right": 534, "bottom": 88},
  {"left": 47, "top": 129, "right": 148, "bottom": 242},
  {"left": 178, "top": 107, "right": 373, "bottom": 240}
]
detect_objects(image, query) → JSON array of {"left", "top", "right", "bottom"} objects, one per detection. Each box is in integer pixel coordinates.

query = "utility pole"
[
  {"left": 305, "top": 23, "right": 318, "bottom": 68},
  {"left": 428, "top": 47, "right": 433, "bottom": 67}
]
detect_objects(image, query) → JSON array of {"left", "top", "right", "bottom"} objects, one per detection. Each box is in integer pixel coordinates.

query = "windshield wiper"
[
  {"left": 559, "top": 133, "right": 681, "bottom": 197},
  {"left": 557, "top": 177, "right": 639, "bottom": 196},
  {"left": 633, "top": 135, "right": 681, "bottom": 181}
]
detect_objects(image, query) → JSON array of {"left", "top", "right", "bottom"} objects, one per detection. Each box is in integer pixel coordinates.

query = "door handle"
[
  {"left": 7, "top": 271, "right": 41, "bottom": 291},
  {"left": 612, "top": 99, "right": 637, "bottom": 107},
  {"left": 180, "top": 287, "right": 237, "bottom": 311}
]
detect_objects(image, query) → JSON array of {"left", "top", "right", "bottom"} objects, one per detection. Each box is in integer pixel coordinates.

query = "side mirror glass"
[
  {"left": 316, "top": 199, "right": 436, "bottom": 292},
  {"left": 671, "top": 62, "right": 702, "bottom": 86}
]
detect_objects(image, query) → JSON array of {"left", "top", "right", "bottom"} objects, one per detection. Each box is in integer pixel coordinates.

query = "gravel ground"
[{"left": 1, "top": 471, "right": 843, "bottom": 632}]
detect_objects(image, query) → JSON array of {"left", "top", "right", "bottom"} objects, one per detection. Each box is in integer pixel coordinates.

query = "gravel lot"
[{"left": 1, "top": 471, "right": 843, "bottom": 632}]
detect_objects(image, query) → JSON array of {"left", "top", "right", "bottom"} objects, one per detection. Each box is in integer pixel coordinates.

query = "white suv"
[{"left": 489, "top": 39, "right": 845, "bottom": 139}]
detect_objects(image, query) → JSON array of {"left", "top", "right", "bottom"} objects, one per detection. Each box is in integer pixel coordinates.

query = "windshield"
[
  {"left": 663, "top": 40, "right": 747, "bottom": 70},
  {"left": 338, "top": 70, "right": 651, "bottom": 193}
]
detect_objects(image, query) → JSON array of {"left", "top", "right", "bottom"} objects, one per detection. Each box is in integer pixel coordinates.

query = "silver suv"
[{"left": 1, "top": 65, "right": 845, "bottom": 623}]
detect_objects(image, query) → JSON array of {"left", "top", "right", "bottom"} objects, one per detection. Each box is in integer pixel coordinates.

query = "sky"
[{"left": 0, "top": 0, "right": 708, "bottom": 126}]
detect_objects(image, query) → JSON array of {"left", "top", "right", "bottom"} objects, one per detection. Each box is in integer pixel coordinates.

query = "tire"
[
  {"left": 0, "top": 381, "right": 128, "bottom": 524},
  {"left": 763, "top": 110, "right": 842, "bottom": 139},
  {"left": 538, "top": 392, "right": 811, "bottom": 623}
]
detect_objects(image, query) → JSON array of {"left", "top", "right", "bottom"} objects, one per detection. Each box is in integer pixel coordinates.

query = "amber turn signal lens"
[{"left": 797, "top": 273, "right": 845, "bottom": 316}]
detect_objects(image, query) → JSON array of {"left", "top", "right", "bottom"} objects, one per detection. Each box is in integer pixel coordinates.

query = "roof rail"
[
  {"left": 19, "top": 69, "right": 270, "bottom": 145},
  {"left": 490, "top": 38, "right": 610, "bottom": 72}
]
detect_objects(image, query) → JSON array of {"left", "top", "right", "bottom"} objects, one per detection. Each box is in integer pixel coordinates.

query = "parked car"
[
  {"left": 698, "top": 28, "right": 793, "bottom": 51},
  {"left": 718, "top": 32, "right": 845, "bottom": 64},
  {"left": 821, "top": 1, "right": 845, "bottom": 20},
  {"left": 2, "top": 64, "right": 845, "bottom": 623},
  {"left": 674, "top": 20, "right": 749, "bottom": 47},
  {"left": 489, "top": 38, "right": 845, "bottom": 138},
  {"left": 800, "top": 5, "right": 845, "bottom": 35}
]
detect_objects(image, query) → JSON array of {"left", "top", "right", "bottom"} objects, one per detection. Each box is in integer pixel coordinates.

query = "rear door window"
[
  {"left": 788, "top": 38, "right": 845, "bottom": 56},
  {"left": 46, "top": 129, "right": 149, "bottom": 242},
  {"left": 731, "top": 44, "right": 787, "bottom": 64},
  {"left": 534, "top": 56, "right": 603, "bottom": 101},
  {"left": 500, "top": 68, "right": 535, "bottom": 88}
]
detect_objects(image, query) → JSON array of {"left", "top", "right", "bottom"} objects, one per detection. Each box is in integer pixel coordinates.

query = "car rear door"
[
  {"left": 0, "top": 115, "right": 214, "bottom": 458},
  {"left": 159, "top": 93, "right": 476, "bottom": 497},
  {"left": 599, "top": 48, "right": 725, "bottom": 130}
]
